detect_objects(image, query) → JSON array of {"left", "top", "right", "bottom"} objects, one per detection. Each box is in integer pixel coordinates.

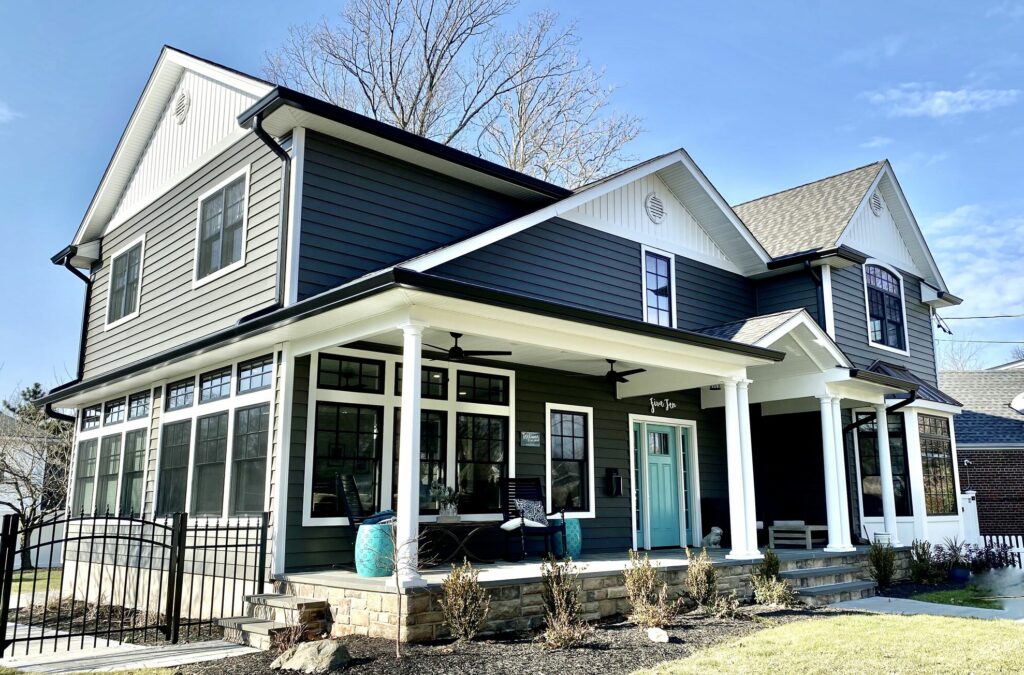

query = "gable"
[
  {"left": 107, "top": 68, "right": 264, "bottom": 230},
  {"left": 842, "top": 186, "right": 923, "bottom": 277},
  {"left": 564, "top": 172, "right": 736, "bottom": 272}
]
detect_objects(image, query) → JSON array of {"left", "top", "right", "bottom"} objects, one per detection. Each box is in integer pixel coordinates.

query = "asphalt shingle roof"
[
  {"left": 732, "top": 162, "right": 884, "bottom": 259},
  {"left": 695, "top": 309, "right": 803, "bottom": 345},
  {"left": 938, "top": 370, "right": 1024, "bottom": 446}
]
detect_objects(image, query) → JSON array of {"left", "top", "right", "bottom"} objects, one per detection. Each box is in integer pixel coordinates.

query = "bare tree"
[
  {"left": 1011, "top": 345, "right": 1024, "bottom": 362},
  {"left": 265, "top": 0, "right": 641, "bottom": 187},
  {"left": 0, "top": 384, "right": 74, "bottom": 570},
  {"left": 938, "top": 338, "right": 985, "bottom": 371}
]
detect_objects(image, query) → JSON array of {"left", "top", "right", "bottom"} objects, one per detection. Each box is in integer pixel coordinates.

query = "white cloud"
[
  {"left": 860, "top": 136, "right": 893, "bottom": 149},
  {"left": 835, "top": 35, "right": 906, "bottom": 67},
  {"left": 865, "top": 83, "right": 1020, "bottom": 118},
  {"left": 0, "top": 102, "right": 17, "bottom": 125},
  {"left": 985, "top": 2, "right": 1024, "bottom": 19}
]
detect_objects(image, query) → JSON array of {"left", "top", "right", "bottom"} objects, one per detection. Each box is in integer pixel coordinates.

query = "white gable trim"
[
  {"left": 753, "top": 310, "right": 851, "bottom": 369},
  {"left": 403, "top": 150, "right": 771, "bottom": 275}
]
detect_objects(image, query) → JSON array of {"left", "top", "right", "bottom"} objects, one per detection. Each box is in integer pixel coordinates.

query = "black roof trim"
[
  {"left": 766, "top": 245, "right": 868, "bottom": 270},
  {"left": 866, "top": 360, "right": 963, "bottom": 407},
  {"left": 51, "top": 245, "right": 76, "bottom": 266},
  {"left": 238, "top": 87, "right": 572, "bottom": 201},
  {"left": 849, "top": 368, "right": 918, "bottom": 392},
  {"left": 38, "top": 269, "right": 784, "bottom": 405}
]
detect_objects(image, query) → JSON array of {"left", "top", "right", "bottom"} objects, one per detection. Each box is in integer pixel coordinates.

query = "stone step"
[
  {"left": 780, "top": 565, "right": 862, "bottom": 581},
  {"left": 219, "top": 617, "right": 288, "bottom": 651},
  {"left": 245, "top": 594, "right": 329, "bottom": 611},
  {"left": 794, "top": 580, "right": 877, "bottom": 607}
]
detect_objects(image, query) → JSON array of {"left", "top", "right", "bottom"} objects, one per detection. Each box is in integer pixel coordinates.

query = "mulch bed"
[{"left": 179, "top": 605, "right": 850, "bottom": 675}]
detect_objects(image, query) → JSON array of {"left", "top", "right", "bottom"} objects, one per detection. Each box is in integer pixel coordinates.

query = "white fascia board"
[{"left": 753, "top": 310, "right": 851, "bottom": 368}]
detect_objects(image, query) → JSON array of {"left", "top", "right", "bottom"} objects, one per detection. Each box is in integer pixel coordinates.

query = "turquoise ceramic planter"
[
  {"left": 553, "top": 518, "right": 583, "bottom": 559},
  {"left": 355, "top": 523, "right": 395, "bottom": 577}
]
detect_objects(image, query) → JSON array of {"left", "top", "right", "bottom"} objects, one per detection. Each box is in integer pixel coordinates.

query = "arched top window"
[{"left": 865, "top": 264, "right": 906, "bottom": 351}]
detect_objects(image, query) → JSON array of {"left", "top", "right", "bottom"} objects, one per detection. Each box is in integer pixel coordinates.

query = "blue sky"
[{"left": 1, "top": 1, "right": 1022, "bottom": 396}]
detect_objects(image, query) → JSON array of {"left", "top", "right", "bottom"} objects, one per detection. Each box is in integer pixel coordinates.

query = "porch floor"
[{"left": 279, "top": 545, "right": 875, "bottom": 591}]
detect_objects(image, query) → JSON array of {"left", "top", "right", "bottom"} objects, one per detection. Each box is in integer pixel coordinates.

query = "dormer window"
[
  {"left": 643, "top": 247, "right": 675, "bottom": 328},
  {"left": 865, "top": 264, "right": 907, "bottom": 352},
  {"left": 107, "top": 239, "right": 143, "bottom": 325},
  {"left": 196, "top": 172, "right": 247, "bottom": 283}
]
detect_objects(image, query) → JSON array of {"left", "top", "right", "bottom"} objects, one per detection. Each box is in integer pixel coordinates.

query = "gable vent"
[
  {"left": 644, "top": 192, "right": 666, "bottom": 224},
  {"left": 173, "top": 90, "right": 191, "bottom": 125},
  {"left": 869, "top": 191, "right": 883, "bottom": 217}
]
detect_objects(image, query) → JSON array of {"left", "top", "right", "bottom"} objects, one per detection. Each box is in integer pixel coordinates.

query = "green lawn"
[
  {"left": 9, "top": 568, "right": 62, "bottom": 595},
  {"left": 639, "top": 614, "right": 1024, "bottom": 674},
  {"left": 911, "top": 584, "right": 1002, "bottom": 610}
]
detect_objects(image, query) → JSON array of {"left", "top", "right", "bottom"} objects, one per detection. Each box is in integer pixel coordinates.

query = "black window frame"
[
  {"left": 456, "top": 371, "right": 509, "bottom": 405},
  {"left": 238, "top": 354, "right": 274, "bottom": 394},
  {"left": 865, "top": 264, "right": 906, "bottom": 351},
  {"left": 81, "top": 405, "right": 101, "bottom": 431},
  {"left": 103, "top": 398, "right": 126, "bottom": 426},
  {"left": 120, "top": 428, "right": 148, "bottom": 516},
  {"left": 395, "top": 364, "right": 449, "bottom": 400},
  {"left": 199, "top": 367, "right": 232, "bottom": 404},
  {"left": 317, "top": 354, "right": 386, "bottom": 394},
  {"left": 644, "top": 250, "right": 674, "bottom": 327},
  {"left": 855, "top": 412, "right": 912, "bottom": 518},
  {"left": 311, "top": 402, "right": 384, "bottom": 518},
  {"left": 127, "top": 391, "right": 151, "bottom": 421},
  {"left": 165, "top": 378, "right": 195, "bottom": 411},
  {"left": 72, "top": 439, "right": 98, "bottom": 514},
  {"left": 455, "top": 413, "right": 509, "bottom": 514},
  {"left": 191, "top": 412, "right": 229, "bottom": 517},
  {"left": 107, "top": 241, "right": 143, "bottom": 324},
  {"left": 392, "top": 408, "right": 448, "bottom": 514},
  {"left": 919, "top": 414, "right": 957, "bottom": 516},
  {"left": 197, "top": 174, "right": 246, "bottom": 280},
  {"left": 95, "top": 434, "right": 122, "bottom": 516},
  {"left": 549, "top": 409, "right": 590, "bottom": 513},
  {"left": 156, "top": 419, "right": 192, "bottom": 517},
  {"left": 231, "top": 403, "right": 271, "bottom": 516}
]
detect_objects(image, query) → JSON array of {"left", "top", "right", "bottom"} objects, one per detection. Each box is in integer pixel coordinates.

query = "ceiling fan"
[
  {"left": 424, "top": 332, "right": 512, "bottom": 362},
  {"left": 604, "top": 359, "right": 646, "bottom": 383}
]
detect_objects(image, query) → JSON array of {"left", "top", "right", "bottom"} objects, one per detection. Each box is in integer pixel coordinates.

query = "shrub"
[
  {"left": 540, "top": 556, "right": 592, "bottom": 648},
  {"left": 754, "top": 549, "right": 781, "bottom": 581},
  {"left": 910, "top": 539, "right": 945, "bottom": 585},
  {"left": 868, "top": 541, "right": 896, "bottom": 588},
  {"left": 967, "top": 541, "right": 1015, "bottom": 572},
  {"left": 622, "top": 550, "right": 684, "bottom": 628},
  {"left": 711, "top": 590, "right": 741, "bottom": 618},
  {"left": 685, "top": 547, "right": 718, "bottom": 610},
  {"left": 439, "top": 559, "right": 491, "bottom": 642},
  {"left": 940, "top": 536, "right": 969, "bottom": 570},
  {"left": 751, "top": 574, "right": 794, "bottom": 607}
]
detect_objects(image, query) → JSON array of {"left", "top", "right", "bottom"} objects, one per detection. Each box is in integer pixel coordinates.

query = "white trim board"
[
  {"left": 641, "top": 244, "right": 678, "bottom": 329},
  {"left": 191, "top": 164, "right": 251, "bottom": 289},
  {"left": 861, "top": 259, "right": 911, "bottom": 357},
  {"left": 544, "top": 403, "right": 598, "bottom": 519},
  {"left": 102, "top": 234, "right": 146, "bottom": 331}
]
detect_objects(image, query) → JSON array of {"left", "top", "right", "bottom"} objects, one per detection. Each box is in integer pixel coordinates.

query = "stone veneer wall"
[{"left": 277, "top": 550, "right": 912, "bottom": 643}]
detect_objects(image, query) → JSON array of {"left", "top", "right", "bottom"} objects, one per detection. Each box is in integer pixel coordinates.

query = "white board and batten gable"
[{"left": 73, "top": 47, "right": 273, "bottom": 247}]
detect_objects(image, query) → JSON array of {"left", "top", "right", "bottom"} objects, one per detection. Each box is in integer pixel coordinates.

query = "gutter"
[
  {"left": 804, "top": 261, "right": 826, "bottom": 332},
  {"left": 45, "top": 245, "right": 91, "bottom": 422},
  {"left": 766, "top": 245, "right": 867, "bottom": 271},
  {"left": 842, "top": 383, "right": 919, "bottom": 434},
  {"left": 244, "top": 111, "right": 290, "bottom": 315}
]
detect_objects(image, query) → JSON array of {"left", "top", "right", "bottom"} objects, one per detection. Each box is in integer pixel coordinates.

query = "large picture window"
[
  {"left": 312, "top": 403, "right": 383, "bottom": 518},
  {"left": 191, "top": 413, "right": 229, "bottom": 516},
  {"left": 392, "top": 409, "right": 447, "bottom": 513},
  {"left": 865, "top": 264, "right": 906, "bottom": 351},
  {"left": 548, "top": 409, "right": 591, "bottom": 513},
  {"left": 919, "top": 414, "right": 957, "bottom": 516},
  {"left": 231, "top": 404, "right": 270, "bottom": 515},
  {"left": 156, "top": 420, "right": 191, "bottom": 517},
  {"left": 644, "top": 249, "right": 674, "bottom": 327},
  {"left": 197, "top": 175, "right": 246, "bottom": 280},
  {"left": 107, "top": 241, "right": 142, "bottom": 324},
  {"left": 318, "top": 355, "right": 386, "bottom": 393},
  {"left": 456, "top": 371, "right": 508, "bottom": 405},
  {"left": 456, "top": 413, "right": 508, "bottom": 514},
  {"left": 120, "top": 429, "right": 147, "bottom": 515},
  {"left": 95, "top": 435, "right": 122, "bottom": 515},
  {"left": 856, "top": 412, "right": 912, "bottom": 517},
  {"left": 72, "top": 439, "right": 98, "bottom": 514}
]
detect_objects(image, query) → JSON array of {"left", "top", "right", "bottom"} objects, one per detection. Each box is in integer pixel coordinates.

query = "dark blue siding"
[{"left": 756, "top": 271, "right": 820, "bottom": 324}]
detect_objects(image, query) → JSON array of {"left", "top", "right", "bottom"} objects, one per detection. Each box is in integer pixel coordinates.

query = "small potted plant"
[
  {"left": 430, "top": 482, "right": 460, "bottom": 523},
  {"left": 942, "top": 536, "right": 971, "bottom": 583}
]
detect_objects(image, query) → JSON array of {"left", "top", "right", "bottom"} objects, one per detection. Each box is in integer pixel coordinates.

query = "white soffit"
[{"left": 73, "top": 47, "right": 272, "bottom": 247}]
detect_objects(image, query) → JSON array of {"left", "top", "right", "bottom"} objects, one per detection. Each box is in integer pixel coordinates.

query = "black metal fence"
[{"left": 0, "top": 511, "right": 268, "bottom": 657}]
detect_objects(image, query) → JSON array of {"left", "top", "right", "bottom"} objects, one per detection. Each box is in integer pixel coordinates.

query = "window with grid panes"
[
  {"left": 312, "top": 403, "right": 383, "bottom": 517},
  {"left": 156, "top": 420, "right": 191, "bottom": 516},
  {"left": 120, "top": 429, "right": 147, "bottom": 515},
  {"left": 919, "top": 414, "right": 956, "bottom": 515},
  {"left": 456, "top": 413, "right": 508, "bottom": 513},
  {"left": 392, "top": 409, "right": 447, "bottom": 513},
  {"left": 231, "top": 404, "right": 270, "bottom": 515},
  {"left": 197, "top": 176, "right": 245, "bottom": 279},
  {"left": 191, "top": 412, "right": 229, "bottom": 516},
  {"left": 95, "top": 435, "right": 122, "bottom": 515},
  {"left": 866, "top": 265, "right": 905, "bottom": 350},
  {"left": 238, "top": 355, "right": 273, "bottom": 394},
  {"left": 166, "top": 378, "right": 195, "bottom": 411},
  {"left": 456, "top": 371, "right": 508, "bottom": 405},
  {"left": 549, "top": 410, "right": 589, "bottom": 512},
  {"left": 72, "top": 439, "right": 98, "bottom": 514},
  {"left": 856, "top": 413, "right": 912, "bottom": 517},
  {"left": 103, "top": 398, "right": 126, "bottom": 425},
  {"left": 317, "top": 355, "right": 385, "bottom": 394},
  {"left": 395, "top": 364, "right": 448, "bottom": 400},
  {"left": 644, "top": 251, "right": 673, "bottom": 327},
  {"left": 128, "top": 391, "right": 150, "bottom": 420}
]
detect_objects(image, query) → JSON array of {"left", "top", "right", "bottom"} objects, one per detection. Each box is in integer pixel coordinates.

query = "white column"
[
  {"left": 737, "top": 379, "right": 762, "bottom": 559},
  {"left": 831, "top": 398, "right": 854, "bottom": 549},
  {"left": 394, "top": 321, "right": 426, "bottom": 588},
  {"left": 874, "top": 404, "right": 900, "bottom": 546},
  {"left": 723, "top": 380, "right": 751, "bottom": 559},
  {"left": 903, "top": 409, "right": 929, "bottom": 542},
  {"left": 819, "top": 396, "right": 846, "bottom": 552}
]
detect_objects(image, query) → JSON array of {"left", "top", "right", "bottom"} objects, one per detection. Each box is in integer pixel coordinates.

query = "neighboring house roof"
[
  {"left": 732, "top": 162, "right": 885, "bottom": 259},
  {"left": 869, "top": 361, "right": 962, "bottom": 407},
  {"left": 695, "top": 309, "right": 804, "bottom": 345},
  {"left": 989, "top": 358, "right": 1024, "bottom": 371},
  {"left": 939, "top": 370, "right": 1024, "bottom": 446}
]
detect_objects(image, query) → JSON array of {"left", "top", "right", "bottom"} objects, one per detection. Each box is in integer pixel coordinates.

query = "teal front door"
[{"left": 646, "top": 424, "right": 681, "bottom": 548}]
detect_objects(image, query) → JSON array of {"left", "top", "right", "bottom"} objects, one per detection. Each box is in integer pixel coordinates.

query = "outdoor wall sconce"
[{"left": 605, "top": 468, "right": 623, "bottom": 497}]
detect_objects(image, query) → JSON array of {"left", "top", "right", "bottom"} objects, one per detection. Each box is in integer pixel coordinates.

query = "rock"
[
  {"left": 271, "top": 640, "right": 351, "bottom": 673},
  {"left": 647, "top": 627, "right": 670, "bottom": 643}
]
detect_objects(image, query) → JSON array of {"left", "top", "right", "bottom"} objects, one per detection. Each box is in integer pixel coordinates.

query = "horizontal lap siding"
[
  {"left": 676, "top": 259, "right": 756, "bottom": 330},
  {"left": 832, "top": 265, "right": 937, "bottom": 384},
  {"left": 83, "top": 135, "right": 281, "bottom": 379},
  {"left": 756, "top": 272, "right": 819, "bottom": 323},
  {"left": 297, "top": 133, "right": 529, "bottom": 299}
]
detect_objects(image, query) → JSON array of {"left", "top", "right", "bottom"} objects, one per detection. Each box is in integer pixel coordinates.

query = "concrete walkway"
[
  {"left": 832, "top": 595, "right": 1024, "bottom": 621},
  {"left": 0, "top": 639, "right": 259, "bottom": 673}
]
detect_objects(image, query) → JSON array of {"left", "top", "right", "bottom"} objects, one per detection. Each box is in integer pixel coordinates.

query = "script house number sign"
[{"left": 649, "top": 397, "right": 678, "bottom": 415}]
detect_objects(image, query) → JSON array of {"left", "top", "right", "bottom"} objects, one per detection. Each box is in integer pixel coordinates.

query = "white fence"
[{"left": 982, "top": 534, "right": 1024, "bottom": 568}]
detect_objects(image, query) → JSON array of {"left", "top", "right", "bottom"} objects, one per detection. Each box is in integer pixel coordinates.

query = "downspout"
[
  {"left": 842, "top": 389, "right": 919, "bottom": 434},
  {"left": 240, "top": 112, "right": 291, "bottom": 322},
  {"left": 805, "top": 260, "right": 826, "bottom": 331},
  {"left": 45, "top": 249, "right": 91, "bottom": 423}
]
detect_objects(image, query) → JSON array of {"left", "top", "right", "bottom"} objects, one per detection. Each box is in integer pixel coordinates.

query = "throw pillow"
[{"left": 514, "top": 498, "right": 548, "bottom": 526}]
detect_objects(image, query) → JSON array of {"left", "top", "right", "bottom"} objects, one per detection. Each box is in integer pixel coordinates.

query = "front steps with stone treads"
[
  {"left": 219, "top": 594, "right": 328, "bottom": 650},
  {"left": 778, "top": 556, "right": 877, "bottom": 607}
]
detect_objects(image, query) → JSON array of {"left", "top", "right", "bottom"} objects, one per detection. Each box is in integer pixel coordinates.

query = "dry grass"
[{"left": 638, "top": 614, "right": 1024, "bottom": 674}]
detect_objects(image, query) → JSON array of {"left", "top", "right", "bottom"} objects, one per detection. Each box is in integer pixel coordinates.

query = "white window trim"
[
  {"left": 152, "top": 349, "right": 276, "bottom": 520},
  {"left": 103, "top": 235, "right": 146, "bottom": 330},
  {"left": 544, "top": 403, "right": 597, "bottom": 519},
  {"left": 641, "top": 245, "right": 677, "bottom": 328},
  {"left": 192, "top": 164, "right": 251, "bottom": 289},
  {"left": 862, "top": 260, "right": 910, "bottom": 357},
  {"left": 302, "top": 347, "right": 516, "bottom": 527}
]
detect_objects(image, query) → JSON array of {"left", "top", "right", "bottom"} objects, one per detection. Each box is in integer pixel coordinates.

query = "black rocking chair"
[
  {"left": 500, "top": 477, "right": 567, "bottom": 560},
  {"left": 336, "top": 474, "right": 368, "bottom": 537}
]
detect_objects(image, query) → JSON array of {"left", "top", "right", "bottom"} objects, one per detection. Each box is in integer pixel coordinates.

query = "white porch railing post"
[
  {"left": 819, "top": 395, "right": 847, "bottom": 552},
  {"left": 831, "top": 397, "right": 854, "bottom": 550},
  {"left": 737, "top": 379, "right": 762, "bottom": 559},
  {"left": 724, "top": 380, "right": 751, "bottom": 559},
  {"left": 874, "top": 403, "right": 900, "bottom": 546},
  {"left": 395, "top": 321, "right": 427, "bottom": 588}
]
